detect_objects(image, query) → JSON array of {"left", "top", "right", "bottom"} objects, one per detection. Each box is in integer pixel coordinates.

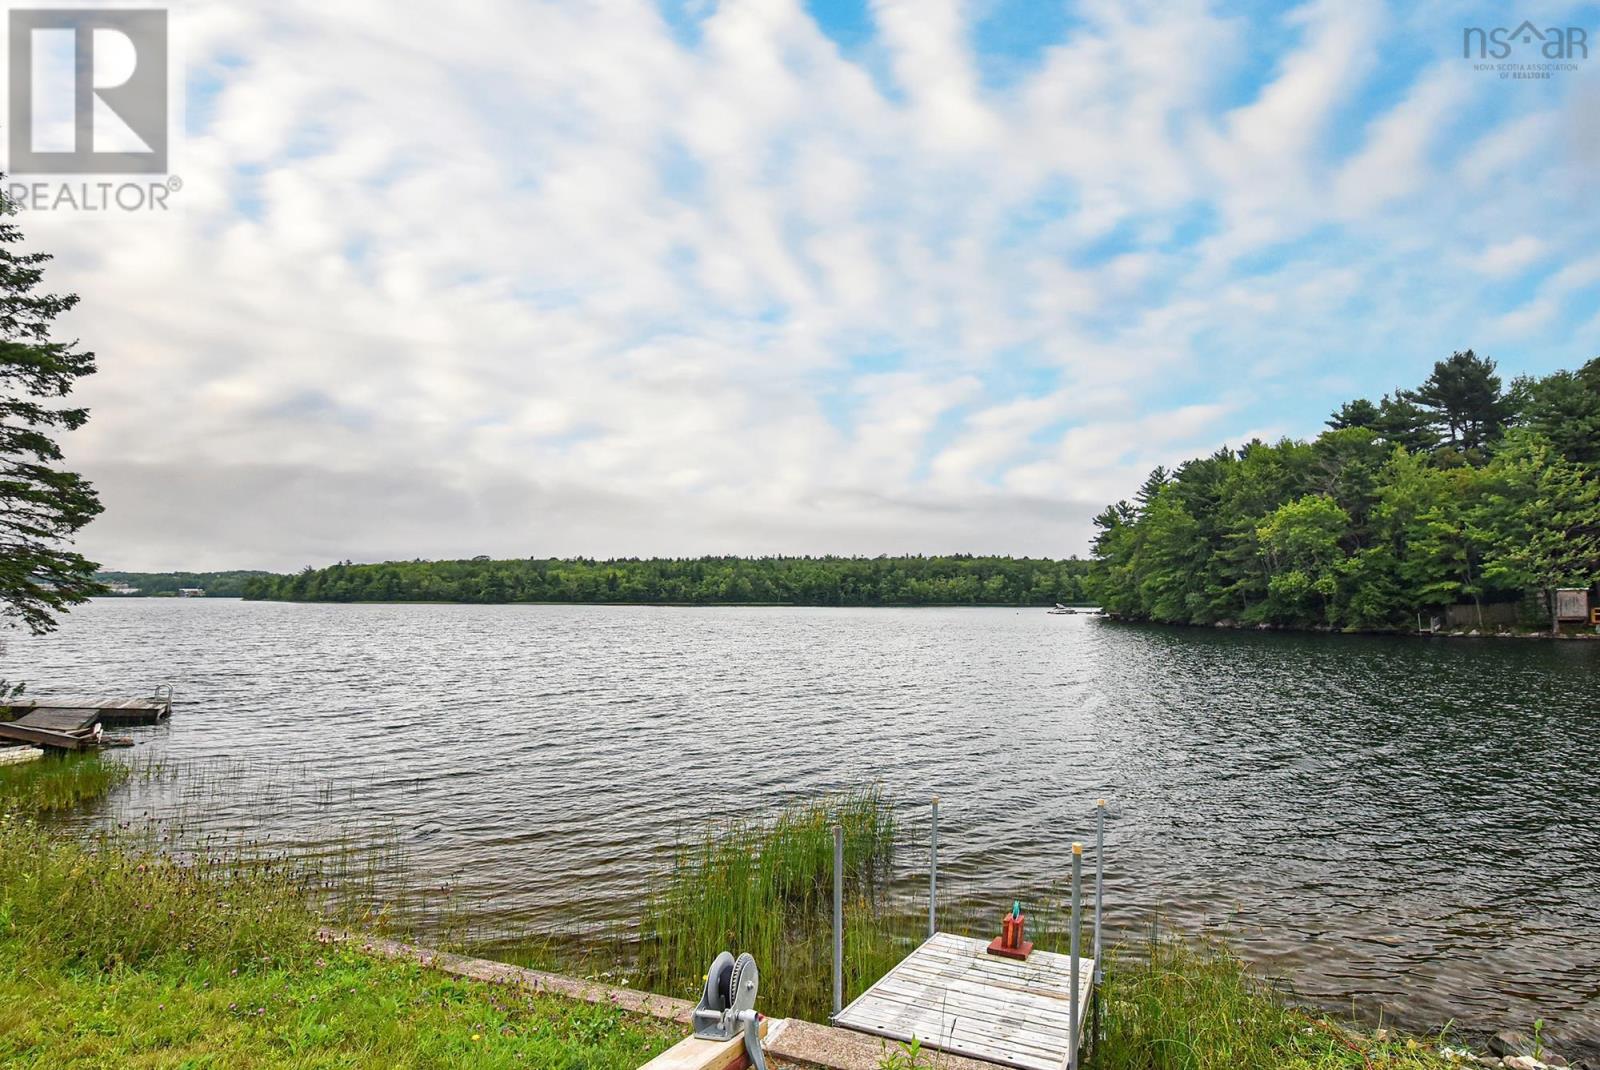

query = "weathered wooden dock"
[
  {"left": 834, "top": 933, "right": 1095, "bottom": 1070},
  {"left": 0, "top": 694, "right": 171, "bottom": 751}
]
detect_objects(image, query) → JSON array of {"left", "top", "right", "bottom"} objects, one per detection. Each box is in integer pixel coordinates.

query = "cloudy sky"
[{"left": 18, "top": 0, "right": 1600, "bottom": 571}]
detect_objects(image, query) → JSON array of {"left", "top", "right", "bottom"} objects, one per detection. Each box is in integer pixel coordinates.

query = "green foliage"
[
  {"left": 1517, "top": 360, "right": 1600, "bottom": 465},
  {"left": 1402, "top": 349, "right": 1514, "bottom": 457},
  {"left": 1257, "top": 495, "right": 1348, "bottom": 624},
  {"left": 1091, "top": 355, "right": 1600, "bottom": 632},
  {"left": 878, "top": 1036, "right": 929, "bottom": 1069},
  {"left": 0, "top": 763, "right": 676, "bottom": 1068},
  {"left": 95, "top": 570, "right": 276, "bottom": 597},
  {"left": 634, "top": 788, "right": 905, "bottom": 1021},
  {"left": 242, "top": 555, "right": 1096, "bottom": 607},
  {"left": 1096, "top": 933, "right": 1462, "bottom": 1070},
  {"left": 0, "top": 952, "right": 675, "bottom": 1070},
  {"left": 0, "top": 189, "right": 104, "bottom": 635},
  {"left": 0, "top": 752, "right": 129, "bottom": 813}
]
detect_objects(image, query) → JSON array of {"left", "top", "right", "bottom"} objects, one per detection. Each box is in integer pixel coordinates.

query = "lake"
[{"left": 8, "top": 598, "right": 1599, "bottom": 1052}]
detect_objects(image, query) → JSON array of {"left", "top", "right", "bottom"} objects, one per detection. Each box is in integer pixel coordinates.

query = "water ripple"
[{"left": 7, "top": 600, "right": 1598, "bottom": 1053}]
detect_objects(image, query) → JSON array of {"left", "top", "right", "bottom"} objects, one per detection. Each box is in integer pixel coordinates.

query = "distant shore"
[{"left": 1102, "top": 613, "right": 1600, "bottom": 641}]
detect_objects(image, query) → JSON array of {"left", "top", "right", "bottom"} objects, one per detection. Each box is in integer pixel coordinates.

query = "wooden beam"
[
  {"left": 0, "top": 722, "right": 87, "bottom": 751},
  {"left": 637, "top": 1021, "right": 769, "bottom": 1070}
]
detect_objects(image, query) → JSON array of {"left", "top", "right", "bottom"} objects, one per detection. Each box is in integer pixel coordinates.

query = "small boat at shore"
[{"left": 1047, "top": 604, "right": 1077, "bottom": 615}]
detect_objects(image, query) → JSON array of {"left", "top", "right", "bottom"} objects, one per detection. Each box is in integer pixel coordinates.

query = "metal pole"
[
  {"left": 1094, "top": 799, "right": 1105, "bottom": 985},
  {"left": 1070, "top": 842, "right": 1083, "bottom": 1070},
  {"left": 928, "top": 796, "right": 939, "bottom": 938},
  {"left": 833, "top": 823, "right": 844, "bottom": 1017}
]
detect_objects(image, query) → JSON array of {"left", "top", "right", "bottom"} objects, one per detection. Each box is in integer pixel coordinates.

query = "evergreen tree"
[
  {"left": 1373, "top": 393, "right": 1438, "bottom": 454},
  {"left": 1519, "top": 357, "right": 1600, "bottom": 466},
  {"left": 0, "top": 191, "right": 103, "bottom": 635},
  {"left": 1403, "top": 349, "right": 1512, "bottom": 456},
  {"left": 1326, "top": 397, "right": 1380, "bottom": 430}
]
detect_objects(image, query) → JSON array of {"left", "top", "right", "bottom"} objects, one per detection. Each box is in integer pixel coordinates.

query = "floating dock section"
[
  {"left": 835, "top": 933, "right": 1095, "bottom": 1070},
  {"left": 829, "top": 801, "right": 1107, "bottom": 1070},
  {"left": 0, "top": 694, "right": 171, "bottom": 751}
]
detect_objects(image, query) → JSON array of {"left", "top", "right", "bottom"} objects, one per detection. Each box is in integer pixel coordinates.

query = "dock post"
[
  {"left": 1070, "top": 842, "right": 1083, "bottom": 1070},
  {"left": 928, "top": 796, "right": 938, "bottom": 938},
  {"left": 833, "top": 823, "right": 844, "bottom": 1017},
  {"left": 1094, "top": 799, "right": 1105, "bottom": 985}
]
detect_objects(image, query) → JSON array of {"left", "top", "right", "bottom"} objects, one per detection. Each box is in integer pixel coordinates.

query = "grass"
[
  {"left": 633, "top": 786, "right": 915, "bottom": 1019},
  {"left": 0, "top": 752, "right": 131, "bottom": 813},
  {"left": 0, "top": 948, "right": 675, "bottom": 1070},
  {"left": 0, "top": 754, "right": 678, "bottom": 1069},
  {"left": 1094, "top": 934, "right": 1464, "bottom": 1070}
]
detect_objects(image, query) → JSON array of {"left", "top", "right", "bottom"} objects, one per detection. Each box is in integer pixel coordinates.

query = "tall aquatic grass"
[
  {"left": 0, "top": 752, "right": 461, "bottom": 970},
  {"left": 1093, "top": 929, "right": 1460, "bottom": 1069},
  {"left": 634, "top": 787, "right": 918, "bottom": 1019},
  {"left": 0, "top": 814, "right": 320, "bottom": 971},
  {"left": 0, "top": 752, "right": 131, "bottom": 813}
]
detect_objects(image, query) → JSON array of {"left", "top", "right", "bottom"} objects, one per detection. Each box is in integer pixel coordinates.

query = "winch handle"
[{"left": 741, "top": 1011, "right": 767, "bottom": 1070}]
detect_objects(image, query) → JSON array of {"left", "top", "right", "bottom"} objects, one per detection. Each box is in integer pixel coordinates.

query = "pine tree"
[
  {"left": 0, "top": 190, "right": 103, "bottom": 635},
  {"left": 1403, "top": 350, "right": 1513, "bottom": 456},
  {"left": 1326, "top": 397, "right": 1380, "bottom": 430}
]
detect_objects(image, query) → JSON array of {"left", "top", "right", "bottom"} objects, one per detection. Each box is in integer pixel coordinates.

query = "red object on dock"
[{"left": 986, "top": 905, "right": 1032, "bottom": 960}]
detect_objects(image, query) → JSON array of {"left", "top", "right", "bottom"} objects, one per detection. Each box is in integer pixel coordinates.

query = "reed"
[
  {"left": 634, "top": 787, "right": 917, "bottom": 1019},
  {"left": 1092, "top": 929, "right": 1459, "bottom": 1070},
  {"left": 0, "top": 751, "right": 130, "bottom": 813}
]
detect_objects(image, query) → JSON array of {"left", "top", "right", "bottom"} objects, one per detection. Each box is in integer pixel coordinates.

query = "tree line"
[
  {"left": 1087, "top": 351, "right": 1600, "bottom": 632},
  {"left": 241, "top": 555, "right": 1096, "bottom": 607},
  {"left": 94, "top": 571, "right": 274, "bottom": 598}
]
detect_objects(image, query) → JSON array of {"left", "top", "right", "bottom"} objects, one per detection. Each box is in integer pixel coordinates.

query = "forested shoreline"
[
  {"left": 1087, "top": 352, "right": 1600, "bottom": 633},
  {"left": 95, "top": 571, "right": 274, "bottom": 597},
  {"left": 241, "top": 555, "right": 1096, "bottom": 606}
]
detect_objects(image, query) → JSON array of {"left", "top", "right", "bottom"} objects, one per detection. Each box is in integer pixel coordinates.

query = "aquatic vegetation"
[
  {"left": 1093, "top": 931, "right": 1466, "bottom": 1070},
  {"left": 0, "top": 751, "right": 130, "bottom": 813},
  {"left": 634, "top": 786, "right": 914, "bottom": 1020}
]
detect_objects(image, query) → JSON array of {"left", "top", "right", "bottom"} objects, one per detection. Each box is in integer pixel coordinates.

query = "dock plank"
[
  {"left": 14, "top": 708, "right": 100, "bottom": 732},
  {"left": 835, "top": 933, "right": 1094, "bottom": 1070},
  {"left": 0, "top": 721, "right": 89, "bottom": 751},
  {"left": 7, "top": 696, "right": 171, "bottom": 726}
]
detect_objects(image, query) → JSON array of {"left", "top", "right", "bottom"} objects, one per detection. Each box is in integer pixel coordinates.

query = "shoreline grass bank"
[{"left": 0, "top": 754, "right": 677, "bottom": 1069}]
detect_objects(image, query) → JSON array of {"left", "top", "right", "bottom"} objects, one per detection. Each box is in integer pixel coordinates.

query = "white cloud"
[
  {"left": 10, "top": 0, "right": 1593, "bottom": 571},
  {"left": 1469, "top": 236, "right": 1548, "bottom": 278}
]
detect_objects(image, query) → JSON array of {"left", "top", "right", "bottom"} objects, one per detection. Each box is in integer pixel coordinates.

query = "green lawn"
[{"left": 0, "top": 949, "right": 673, "bottom": 1069}]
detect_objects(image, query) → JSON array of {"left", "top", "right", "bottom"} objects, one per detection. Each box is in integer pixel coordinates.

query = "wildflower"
[{"left": 471, "top": 1034, "right": 482, "bottom": 1042}]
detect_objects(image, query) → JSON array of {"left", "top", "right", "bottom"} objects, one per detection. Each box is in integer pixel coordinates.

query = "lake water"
[{"left": 8, "top": 599, "right": 1599, "bottom": 1052}]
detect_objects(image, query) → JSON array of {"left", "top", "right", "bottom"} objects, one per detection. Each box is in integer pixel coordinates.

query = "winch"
[{"left": 692, "top": 951, "right": 767, "bottom": 1070}]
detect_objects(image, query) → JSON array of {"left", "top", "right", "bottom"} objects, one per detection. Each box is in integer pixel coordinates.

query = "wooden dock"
[
  {"left": 834, "top": 933, "right": 1095, "bottom": 1070},
  {"left": 0, "top": 694, "right": 171, "bottom": 751}
]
